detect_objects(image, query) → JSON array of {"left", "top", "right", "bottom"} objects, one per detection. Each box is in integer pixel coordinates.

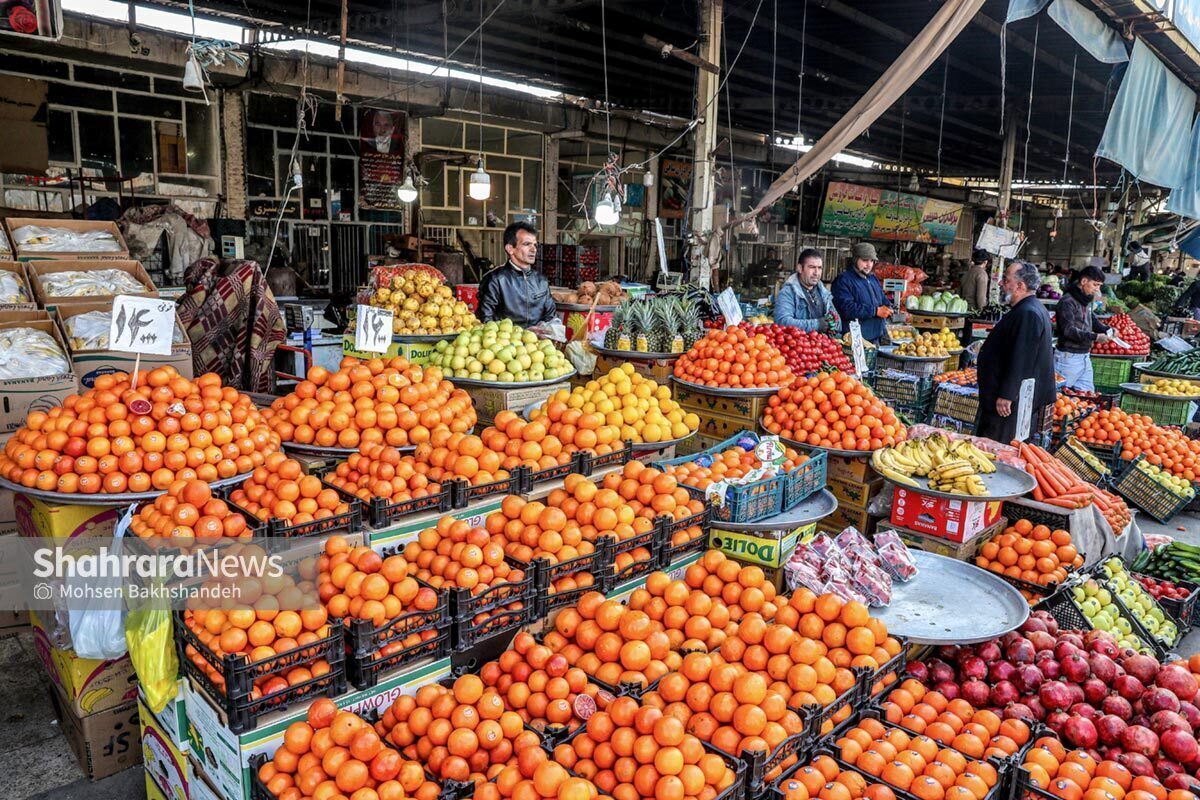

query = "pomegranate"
[
  {"left": 1055, "top": 641, "right": 1082, "bottom": 662},
  {"left": 1047, "top": 710, "right": 1070, "bottom": 733},
  {"left": 989, "top": 680, "right": 1019, "bottom": 708},
  {"left": 1179, "top": 702, "right": 1200, "bottom": 729},
  {"left": 976, "top": 641, "right": 1002, "bottom": 663},
  {"left": 962, "top": 679, "right": 991, "bottom": 708},
  {"left": 1155, "top": 758, "right": 1185, "bottom": 782},
  {"left": 1157, "top": 664, "right": 1199, "bottom": 703},
  {"left": 1162, "top": 730, "right": 1199, "bottom": 764},
  {"left": 1102, "top": 695, "right": 1134, "bottom": 720},
  {"left": 1004, "top": 702, "right": 1035, "bottom": 721},
  {"left": 1062, "top": 653, "right": 1091, "bottom": 683},
  {"left": 960, "top": 656, "right": 987, "bottom": 681},
  {"left": 1122, "top": 725, "right": 1161, "bottom": 757},
  {"left": 1015, "top": 665, "right": 1045, "bottom": 693},
  {"left": 1152, "top": 711, "right": 1193, "bottom": 736},
  {"left": 929, "top": 660, "right": 955, "bottom": 686},
  {"left": 1071, "top": 703, "right": 1099, "bottom": 722},
  {"left": 906, "top": 661, "right": 929, "bottom": 685},
  {"left": 1124, "top": 654, "right": 1162, "bottom": 684},
  {"left": 1117, "top": 752, "right": 1155, "bottom": 777},
  {"left": 1098, "top": 715, "right": 1129, "bottom": 745},
  {"left": 1064, "top": 716, "right": 1099, "bottom": 748},
  {"left": 1040, "top": 680, "right": 1074, "bottom": 711},
  {"left": 938, "top": 645, "right": 961, "bottom": 662},
  {"left": 990, "top": 661, "right": 1017, "bottom": 683},
  {"left": 1089, "top": 653, "right": 1120, "bottom": 683},
  {"left": 1083, "top": 678, "right": 1109, "bottom": 705},
  {"left": 1088, "top": 635, "right": 1120, "bottom": 658},
  {"left": 1061, "top": 632, "right": 1085, "bottom": 649},
  {"left": 1007, "top": 639, "right": 1036, "bottom": 664},
  {"left": 1066, "top": 682, "right": 1086, "bottom": 706},
  {"left": 1024, "top": 695, "right": 1047, "bottom": 720},
  {"left": 935, "top": 680, "right": 960, "bottom": 700},
  {"left": 1022, "top": 616, "right": 1048, "bottom": 634},
  {"left": 1144, "top": 687, "right": 1182, "bottom": 715},
  {"left": 1115, "top": 674, "right": 1146, "bottom": 702},
  {"left": 1164, "top": 774, "right": 1200, "bottom": 792},
  {"left": 1027, "top": 630, "right": 1057, "bottom": 653}
]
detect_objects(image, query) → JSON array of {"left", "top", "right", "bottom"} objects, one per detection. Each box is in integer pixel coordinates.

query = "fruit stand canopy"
[{"left": 149, "top": 0, "right": 1184, "bottom": 182}]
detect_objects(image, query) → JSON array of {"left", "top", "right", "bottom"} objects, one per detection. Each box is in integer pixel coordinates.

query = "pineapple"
[
  {"left": 681, "top": 299, "right": 704, "bottom": 349},
  {"left": 659, "top": 300, "right": 685, "bottom": 354},
  {"left": 633, "top": 303, "right": 654, "bottom": 353},
  {"left": 604, "top": 305, "right": 627, "bottom": 350}
]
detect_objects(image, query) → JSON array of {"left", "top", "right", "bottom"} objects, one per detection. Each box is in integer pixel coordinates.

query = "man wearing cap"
[
  {"left": 1126, "top": 241, "right": 1151, "bottom": 282},
  {"left": 961, "top": 250, "right": 991, "bottom": 311},
  {"left": 831, "top": 242, "right": 892, "bottom": 343}
]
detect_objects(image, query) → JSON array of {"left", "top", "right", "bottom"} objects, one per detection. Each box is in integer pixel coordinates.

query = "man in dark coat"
[
  {"left": 478, "top": 221, "right": 558, "bottom": 328},
  {"left": 975, "top": 260, "right": 1056, "bottom": 444},
  {"left": 831, "top": 242, "right": 892, "bottom": 343}
]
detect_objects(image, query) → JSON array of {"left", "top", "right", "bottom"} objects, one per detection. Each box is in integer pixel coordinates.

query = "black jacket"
[
  {"left": 977, "top": 294, "right": 1056, "bottom": 410},
  {"left": 478, "top": 262, "right": 558, "bottom": 328},
  {"left": 1054, "top": 285, "right": 1108, "bottom": 354}
]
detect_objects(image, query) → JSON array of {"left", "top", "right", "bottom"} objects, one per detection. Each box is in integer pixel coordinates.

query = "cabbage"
[
  {"left": 950, "top": 298, "right": 969, "bottom": 313},
  {"left": 917, "top": 295, "right": 934, "bottom": 311},
  {"left": 906, "top": 295, "right": 920, "bottom": 311}
]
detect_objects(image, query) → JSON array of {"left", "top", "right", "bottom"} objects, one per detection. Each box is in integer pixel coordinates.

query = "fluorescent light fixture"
[{"left": 468, "top": 164, "right": 491, "bottom": 200}]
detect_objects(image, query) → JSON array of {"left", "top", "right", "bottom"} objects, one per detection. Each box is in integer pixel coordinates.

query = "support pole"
[
  {"left": 543, "top": 137, "right": 560, "bottom": 244},
  {"left": 689, "top": 0, "right": 723, "bottom": 289},
  {"left": 997, "top": 116, "right": 1017, "bottom": 219}
]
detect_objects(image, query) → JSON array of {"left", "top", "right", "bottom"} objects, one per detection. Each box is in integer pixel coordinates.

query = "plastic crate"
[
  {"left": 175, "top": 612, "right": 347, "bottom": 734},
  {"left": 873, "top": 371, "right": 935, "bottom": 408},
  {"left": 450, "top": 556, "right": 540, "bottom": 649},
  {"left": 1092, "top": 355, "right": 1136, "bottom": 393},
  {"left": 1033, "top": 589, "right": 1092, "bottom": 632},
  {"left": 1001, "top": 500, "right": 1070, "bottom": 534},
  {"left": 1075, "top": 438, "right": 1124, "bottom": 471},
  {"left": 1111, "top": 455, "right": 1193, "bottom": 523},
  {"left": 523, "top": 540, "right": 613, "bottom": 616},
  {"left": 744, "top": 729, "right": 817, "bottom": 799},
  {"left": 450, "top": 469, "right": 528, "bottom": 508},
  {"left": 1134, "top": 572, "right": 1200, "bottom": 631},
  {"left": 860, "top": 636, "right": 910, "bottom": 703},
  {"left": 876, "top": 353, "right": 947, "bottom": 377},
  {"left": 662, "top": 505, "right": 712, "bottom": 563},
  {"left": 365, "top": 483, "right": 455, "bottom": 529},
  {"left": 1093, "top": 573, "right": 1177, "bottom": 657},
  {"left": 346, "top": 583, "right": 453, "bottom": 689},
  {"left": 222, "top": 480, "right": 364, "bottom": 540},
  {"left": 1053, "top": 435, "right": 1111, "bottom": 483},
  {"left": 928, "top": 412, "right": 973, "bottom": 433},
  {"left": 525, "top": 455, "right": 583, "bottom": 488},
  {"left": 607, "top": 523, "right": 666, "bottom": 587},
  {"left": 248, "top": 754, "right": 471, "bottom": 800},
  {"left": 577, "top": 442, "right": 634, "bottom": 475},
  {"left": 932, "top": 386, "right": 980, "bottom": 424},
  {"left": 1119, "top": 391, "right": 1196, "bottom": 426}
]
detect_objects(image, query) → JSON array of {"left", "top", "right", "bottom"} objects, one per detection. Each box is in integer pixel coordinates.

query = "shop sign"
[
  {"left": 818, "top": 181, "right": 881, "bottom": 237},
  {"left": 870, "top": 190, "right": 925, "bottom": 241},
  {"left": 818, "top": 181, "right": 962, "bottom": 245}
]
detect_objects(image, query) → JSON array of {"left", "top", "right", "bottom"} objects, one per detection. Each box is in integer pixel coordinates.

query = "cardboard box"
[
  {"left": 139, "top": 681, "right": 189, "bottom": 755},
  {"left": 48, "top": 682, "right": 142, "bottom": 781},
  {"left": 26, "top": 259, "right": 156, "bottom": 307},
  {"left": 693, "top": 410, "right": 758, "bottom": 441},
  {"left": 6, "top": 219, "right": 130, "bottom": 261},
  {"left": 0, "top": 310, "right": 80, "bottom": 437},
  {"left": 675, "top": 432, "right": 728, "bottom": 457},
  {"left": 890, "top": 486, "right": 1002, "bottom": 541},
  {"left": 141, "top": 696, "right": 190, "bottom": 800},
  {"left": 54, "top": 299, "right": 193, "bottom": 388},
  {"left": 760, "top": 564, "right": 789, "bottom": 593},
  {"left": 185, "top": 656, "right": 452, "bottom": 800},
  {"left": 875, "top": 518, "right": 1004, "bottom": 561},
  {"left": 0, "top": 488, "right": 16, "bottom": 537},
  {"left": 31, "top": 610, "right": 138, "bottom": 715},
  {"left": 708, "top": 522, "right": 817, "bottom": 568},
  {"left": 828, "top": 476, "right": 885, "bottom": 512},
  {"left": 0, "top": 262, "right": 36, "bottom": 311},
  {"left": 15, "top": 493, "right": 123, "bottom": 541},
  {"left": 596, "top": 353, "right": 675, "bottom": 383},
  {"left": 826, "top": 455, "right": 877, "bottom": 484},
  {"left": 675, "top": 385, "right": 768, "bottom": 421},
  {"left": 465, "top": 381, "right": 566, "bottom": 425},
  {"left": 0, "top": 78, "right": 48, "bottom": 175},
  {"left": 186, "top": 758, "right": 227, "bottom": 800},
  {"left": 816, "top": 505, "right": 877, "bottom": 536},
  {"left": 340, "top": 334, "right": 442, "bottom": 364}
]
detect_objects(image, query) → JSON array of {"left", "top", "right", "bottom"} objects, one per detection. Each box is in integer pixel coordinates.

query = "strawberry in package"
[{"left": 875, "top": 530, "right": 919, "bottom": 582}]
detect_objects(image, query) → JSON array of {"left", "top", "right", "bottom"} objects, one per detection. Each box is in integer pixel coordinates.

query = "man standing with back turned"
[{"left": 975, "top": 260, "right": 1056, "bottom": 444}]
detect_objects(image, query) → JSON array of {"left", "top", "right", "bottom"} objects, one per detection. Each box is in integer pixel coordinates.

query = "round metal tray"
[
  {"left": 894, "top": 460, "right": 1036, "bottom": 501},
  {"left": 671, "top": 376, "right": 784, "bottom": 397},
  {"left": 1134, "top": 365, "right": 1200, "bottom": 383},
  {"left": 444, "top": 372, "right": 576, "bottom": 389},
  {"left": 1119, "top": 382, "right": 1200, "bottom": 401},
  {"left": 391, "top": 332, "right": 461, "bottom": 343},
  {"left": 0, "top": 470, "right": 253, "bottom": 505},
  {"left": 908, "top": 309, "right": 970, "bottom": 319},
  {"left": 591, "top": 345, "right": 684, "bottom": 361},
  {"left": 283, "top": 441, "right": 416, "bottom": 457},
  {"left": 556, "top": 302, "right": 620, "bottom": 313},
  {"left": 870, "top": 550, "right": 1030, "bottom": 644},
  {"left": 631, "top": 430, "right": 697, "bottom": 453},
  {"left": 772, "top": 432, "right": 872, "bottom": 459},
  {"left": 878, "top": 347, "right": 956, "bottom": 363},
  {"left": 714, "top": 489, "right": 838, "bottom": 532}
]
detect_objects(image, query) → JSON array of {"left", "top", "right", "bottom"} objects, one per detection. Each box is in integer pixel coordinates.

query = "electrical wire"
[
  {"left": 601, "top": 0, "right": 612, "bottom": 157},
  {"left": 1058, "top": 53, "right": 1077, "bottom": 211},
  {"left": 1017, "top": 18, "right": 1040, "bottom": 227}
]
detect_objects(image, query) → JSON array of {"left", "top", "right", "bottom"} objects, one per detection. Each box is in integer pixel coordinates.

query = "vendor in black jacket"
[
  {"left": 478, "top": 222, "right": 558, "bottom": 328},
  {"left": 975, "top": 261, "right": 1056, "bottom": 444}
]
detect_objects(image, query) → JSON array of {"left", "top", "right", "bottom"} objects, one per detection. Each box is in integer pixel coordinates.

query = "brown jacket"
[{"left": 961, "top": 264, "right": 989, "bottom": 311}]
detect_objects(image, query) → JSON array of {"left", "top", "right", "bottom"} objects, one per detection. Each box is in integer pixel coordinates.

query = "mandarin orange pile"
[
  {"left": 1053, "top": 394, "right": 1097, "bottom": 422},
  {"left": 229, "top": 452, "right": 351, "bottom": 525},
  {"left": 412, "top": 430, "right": 513, "bottom": 486},
  {"left": 480, "top": 408, "right": 625, "bottom": 474},
  {"left": 678, "top": 550, "right": 781, "bottom": 621},
  {"left": 973, "top": 519, "right": 1082, "bottom": 595},
  {"left": 402, "top": 515, "right": 523, "bottom": 592},
  {"left": 673, "top": 327, "right": 793, "bottom": 389},
  {"left": 327, "top": 441, "right": 447, "bottom": 503},
  {"left": 258, "top": 700, "right": 439, "bottom": 800},
  {"left": 480, "top": 631, "right": 613, "bottom": 735},
  {"left": 379, "top": 676, "right": 541, "bottom": 785},
  {"left": 1020, "top": 737, "right": 1191, "bottom": 800},
  {"left": 830, "top": 716, "right": 1005, "bottom": 800},
  {"left": 471, "top": 748, "right": 599, "bottom": 800},
  {"left": 641, "top": 648, "right": 804, "bottom": 759},
  {"left": 316, "top": 535, "right": 439, "bottom": 634},
  {"left": 0, "top": 368, "right": 279, "bottom": 494},
  {"left": 130, "top": 478, "right": 251, "bottom": 541},
  {"left": 544, "top": 591, "right": 679, "bottom": 689},
  {"left": 551, "top": 693, "right": 739, "bottom": 800},
  {"left": 775, "top": 757, "right": 901, "bottom": 800},
  {"left": 762, "top": 371, "right": 906, "bottom": 451},
  {"left": 1074, "top": 407, "right": 1200, "bottom": 483},
  {"left": 263, "top": 357, "right": 475, "bottom": 450},
  {"left": 626, "top": 568, "right": 735, "bottom": 654},
  {"left": 878, "top": 680, "right": 1032, "bottom": 759},
  {"left": 663, "top": 444, "right": 807, "bottom": 491}
]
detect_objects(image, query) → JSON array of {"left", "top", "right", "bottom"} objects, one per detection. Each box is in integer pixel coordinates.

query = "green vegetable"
[{"left": 1145, "top": 351, "right": 1200, "bottom": 376}]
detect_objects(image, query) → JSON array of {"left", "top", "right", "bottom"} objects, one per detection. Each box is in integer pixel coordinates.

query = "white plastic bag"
[
  {"left": 11, "top": 225, "right": 123, "bottom": 253},
  {"left": 0, "top": 270, "right": 28, "bottom": 303},
  {"left": 64, "top": 310, "right": 185, "bottom": 351},
  {"left": 564, "top": 339, "right": 597, "bottom": 376},
  {"left": 0, "top": 327, "right": 71, "bottom": 379},
  {"left": 67, "top": 505, "right": 131, "bottom": 660},
  {"left": 38, "top": 268, "right": 146, "bottom": 298}
]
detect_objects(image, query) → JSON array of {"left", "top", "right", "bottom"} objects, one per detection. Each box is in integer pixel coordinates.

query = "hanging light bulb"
[
  {"left": 594, "top": 192, "right": 620, "bottom": 226},
  {"left": 396, "top": 174, "right": 418, "bottom": 203},
  {"left": 642, "top": 171, "right": 654, "bottom": 188},
  {"left": 468, "top": 164, "right": 491, "bottom": 200}
]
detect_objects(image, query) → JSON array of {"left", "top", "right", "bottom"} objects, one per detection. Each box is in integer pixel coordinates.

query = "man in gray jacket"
[
  {"left": 960, "top": 249, "right": 991, "bottom": 311},
  {"left": 774, "top": 248, "right": 841, "bottom": 333}
]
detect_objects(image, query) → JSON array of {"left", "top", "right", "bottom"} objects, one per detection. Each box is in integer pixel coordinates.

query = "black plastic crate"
[
  {"left": 577, "top": 441, "right": 633, "bottom": 475},
  {"left": 1033, "top": 589, "right": 1092, "bottom": 632},
  {"left": 175, "top": 612, "right": 347, "bottom": 734},
  {"left": 533, "top": 631, "right": 658, "bottom": 698},
  {"left": 859, "top": 635, "right": 909, "bottom": 703},
  {"left": 792, "top": 666, "right": 872, "bottom": 741},
  {"left": 366, "top": 483, "right": 455, "bottom": 529},
  {"left": 1135, "top": 572, "right": 1200, "bottom": 631},
  {"left": 1076, "top": 438, "right": 1124, "bottom": 470},
  {"left": 1053, "top": 435, "right": 1112, "bottom": 483},
  {"left": 607, "top": 523, "right": 666, "bottom": 587},
  {"left": 449, "top": 469, "right": 527, "bottom": 507},
  {"left": 522, "top": 539, "right": 613, "bottom": 616},
  {"left": 744, "top": 729, "right": 817, "bottom": 800},
  {"left": 221, "top": 480, "right": 365, "bottom": 540},
  {"left": 662, "top": 505, "right": 712, "bottom": 564},
  {"left": 249, "top": 753, "right": 472, "bottom": 800},
  {"left": 346, "top": 582, "right": 453, "bottom": 689},
  {"left": 1001, "top": 500, "right": 1070, "bottom": 534},
  {"left": 1111, "top": 455, "right": 1193, "bottom": 523},
  {"left": 526, "top": 455, "right": 584, "bottom": 488},
  {"left": 450, "top": 556, "right": 540, "bottom": 649}
]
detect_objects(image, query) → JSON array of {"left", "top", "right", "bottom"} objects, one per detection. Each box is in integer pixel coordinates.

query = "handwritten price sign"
[
  {"left": 108, "top": 296, "right": 176, "bottom": 356},
  {"left": 355, "top": 304, "right": 394, "bottom": 354}
]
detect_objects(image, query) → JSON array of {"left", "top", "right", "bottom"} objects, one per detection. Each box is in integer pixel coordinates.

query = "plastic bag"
[
  {"left": 529, "top": 318, "right": 568, "bottom": 343},
  {"left": 564, "top": 339, "right": 596, "bottom": 376},
  {"left": 0, "top": 270, "right": 28, "bottom": 303},
  {"left": 64, "top": 310, "right": 185, "bottom": 351},
  {"left": 125, "top": 601, "right": 179, "bottom": 714},
  {"left": 12, "top": 225, "right": 123, "bottom": 253},
  {"left": 67, "top": 505, "right": 130, "bottom": 660},
  {"left": 0, "top": 327, "right": 70, "bottom": 379},
  {"left": 38, "top": 268, "right": 146, "bottom": 298}
]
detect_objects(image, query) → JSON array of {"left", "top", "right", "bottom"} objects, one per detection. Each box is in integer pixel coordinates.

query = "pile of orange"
[
  {"left": 663, "top": 444, "right": 808, "bottom": 491},
  {"left": 830, "top": 717, "right": 1004, "bottom": 800},
  {"left": 1053, "top": 394, "right": 1097, "bottom": 423},
  {"left": 229, "top": 452, "right": 351, "bottom": 525},
  {"left": 262, "top": 357, "right": 475, "bottom": 450},
  {"left": 1020, "top": 739, "right": 1192, "bottom": 800},
  {"left": 762, "top": 371, "right": 906, "bottom": 451},
  {"left": 326, "top": 442, "right": 446, "bottom": 503},
  {"left": 479, "top": 409, "right": 624, "bottom": 474},
  {"left": 0, "top": 368, "right": 280, "bottom": 494},
  {"left": 379, "top": 675, "right": 541, "bottom": 785},
  {"left": 543, "top": 590, "right": 680, "bottom": 689},
  {"left": 479, "top": 631, "right": 613, "bottom": 735},
  {"left": 258, "top": 700, "right": 439, "bottom": 800},
  {"left": 1074, "top": 407, "right": 1200, "bottom": 483},
  {"left": 879, "top": 679, "right": 1030, "bottom": 757},
  {"left": 678, "top": 550, "right": 781, "bottom": 621},
  {"left": 974, "top": 519, "right": 1082, "bottom": 594},
  {"left": 551, "top": 693, "right": 739, "bottom": 800},
  {"left": 129, "top": 478, "right": 251, "bottom": 541},
  {"left": 775, "top": 757, "right": 899, "bottom": 800},
  {"left": 470, "top": 747, "right": 598, "bottom": 800},
  {"left": 626, "top": 569, "right": 734, "bottom": 654},
  {"left": 410, "top": 430, "right": 512, "bottom": 486},
  {"left": 634, "top": 649, "right": 805, "bottom": 768},
  {"left": 315, "top": 535, "right": 439, "bottom": 639},
  {"left": 181, "top": 556, "right": 332, "bottom": 698},
  {"left": 673, "top": 327, "right": 793, "bottom": 389}
]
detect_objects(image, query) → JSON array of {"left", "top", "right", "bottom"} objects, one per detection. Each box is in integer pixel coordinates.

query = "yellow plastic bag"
[{"left": 125, "top": 601, "right": 179, "bottom": 714}]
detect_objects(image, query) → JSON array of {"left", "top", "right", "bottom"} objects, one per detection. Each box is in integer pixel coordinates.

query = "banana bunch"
[
  {"left": 871, "top": 433, "right": 996, "bottom": 494},
  {"left": 928, "top": 459, "right": 988, "bottom": 495}
]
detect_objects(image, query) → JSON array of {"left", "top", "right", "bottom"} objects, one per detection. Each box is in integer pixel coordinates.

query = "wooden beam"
[{"left": 642, "top": 34, "right": 720, "bottom": 73}]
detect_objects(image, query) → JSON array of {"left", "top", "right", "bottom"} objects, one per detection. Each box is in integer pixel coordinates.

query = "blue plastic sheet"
[
  {"left": 1007, "top": 0, "right": 1051, "bottom": 22},
  {"left": 1096, "top": 39, "right": 1195, "bottom": 189},
  {"left": 1048, "top": 0, "right": 1128, "bottom": 63},
  {"left": 1167, "top": 115, "right": 1200, "bottom": 220}
]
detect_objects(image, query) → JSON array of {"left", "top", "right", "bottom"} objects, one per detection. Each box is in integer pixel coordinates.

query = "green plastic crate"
[
  {"left": 1119, "top": 391, "right": 1196, "bottom": 427},
  {"left": 1092, "top": 355, "right": 1135, "bottom": 393}
]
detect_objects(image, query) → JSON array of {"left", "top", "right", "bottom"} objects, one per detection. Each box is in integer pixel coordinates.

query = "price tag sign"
[
  {"left": 354, "top": 304, "right": 394, "bottom": 354},
  {"left": 716, "top": 288, "right": 743, "bottom": 326},
  {"left": 849, "top": 320, "right": 868, "bottom": 376},
  {"left": 754, "top": 435, "right": 786, "bottom": 468},
  {"left": 108, "top": 296, "right": 176, "bottom": 356},
  {"left": 1014, "top": 378, "right": 1035, "bottom": 442}
]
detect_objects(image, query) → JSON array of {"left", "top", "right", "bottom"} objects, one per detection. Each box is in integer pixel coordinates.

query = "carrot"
[{"left": 1032, "top": 483, "right": 1045, "bottom": 502}]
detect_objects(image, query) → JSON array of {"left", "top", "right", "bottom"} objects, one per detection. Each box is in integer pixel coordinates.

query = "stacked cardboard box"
[{"left": 816, "top": 455, "right": 885, "bottom": 536}]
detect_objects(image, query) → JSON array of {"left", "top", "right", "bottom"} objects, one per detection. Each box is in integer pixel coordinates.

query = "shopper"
[
  {"left": 774, "top": 248, "right": 841, "bottom": 333},
  {"left": 975, "top": 261, "right": 1056, "bottom": 444},
  {"left": 831, "top": 242, "right": 891, "bottom": 343},
  {"left": 1126, "top": 241, "right": 1151, "bottom": 281},
  {"left": 1054, "top": 265, "right": 1112, "bottom": 392},
  {"left": 960, "top": 249, "right": 991, "bottom": 311},
  {"left": 478, "top": 221, "right": 558, "bottom": 328}
]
